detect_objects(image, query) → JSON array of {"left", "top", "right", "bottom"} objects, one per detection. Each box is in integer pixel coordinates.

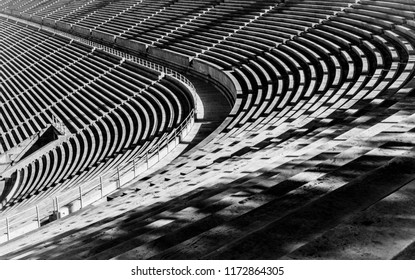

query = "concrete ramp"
[
  {"left": 13, "top": 125, "right": 62, "bottom": 163},
  {"left": 0, "top": 125, "right": 69, "bottom": 204}
]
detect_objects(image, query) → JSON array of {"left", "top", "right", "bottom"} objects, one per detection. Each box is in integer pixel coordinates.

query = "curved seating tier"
[
  {"left": 2, "top": 0, "right": 415, "bottom": 260},
  {"left": 0, "top": 17, "right": 194, "bottom": 212}
]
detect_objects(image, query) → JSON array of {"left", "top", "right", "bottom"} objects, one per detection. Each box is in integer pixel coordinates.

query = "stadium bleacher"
[
  {"left": 0, "top": 15, "right": 196, "bottom": 212},
  {"left": 1, "top": 0, "right": 415, "bottom": 260}
]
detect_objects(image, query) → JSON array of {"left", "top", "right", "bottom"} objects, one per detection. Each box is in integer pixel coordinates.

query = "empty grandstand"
[{"left": 0, "top": 0, "right": 415, "bottom": 260}]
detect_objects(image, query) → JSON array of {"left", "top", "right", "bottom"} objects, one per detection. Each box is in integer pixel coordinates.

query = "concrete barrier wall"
[
  {"left": 116, "top": 37, "right": 147, "bottom": 53},
  {"left": 159, "top": 146, "right": 168, "bottom": 159},
  {"left": 0, "top": 180, "right": 5, "bottom": 201},
  {"left": 31, "top": 15, "right": 43, "bottom": 24},
  {"left": 120, "top": 171, "right": 134, "bottom": 186},
  {"left": 190, "top": 57, "right": 217, "bottom": 76},
  {"left": 20, "top": 13, "right": 31, "bottom": 21},
  {"left": 136, "top": 162, "right": 147, "bottom": 175},
  {"left": 167, "top": 138, "right": 178, "bottom": 153},
  {"left": 73, "top": 25, "right": 91, "bottom": 37},
  {"left": 148, "top": 153, "right": 159, "bottom": 168},
  {"left": 43, "top": 18, "right": 56, "bottom": 28},
  {"left": 92, "top": 29, "right": 116, "bottom": 44},
  {"left": 0, "top": 221, "right": 38, "bottom": 243},
  {"left": 148, "top": 46, "right": 190, "bottom": 67},
  {"left": 115, "top": 36, "right": 131, "bottom": 49},
  {"left": 56, "top": 21, "right": 72, "bottom": 33},
  {"left": 191, "top": 58, "right": 239, "bottom": 100}
]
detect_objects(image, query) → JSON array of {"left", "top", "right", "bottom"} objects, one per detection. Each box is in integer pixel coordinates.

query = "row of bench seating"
[
  {"left": 78, "top": 0, "right": 415, "bottom": 257},
  {"left": 4, "top": 0, "right": 363, "bottom": 137},
  {"left": 2, "top": 0, "right": 415, "bottom": 259},
  {"left": 0, "top": 17, "right": 194, "bottom": 213},
  {"left": 2, "top": 80, "right": 415, "bottom": 259}
]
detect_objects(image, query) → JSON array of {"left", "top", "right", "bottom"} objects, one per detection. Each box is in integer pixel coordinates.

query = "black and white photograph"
[{"left": 0, "top": 0, "right": 414, "bottom": 278}]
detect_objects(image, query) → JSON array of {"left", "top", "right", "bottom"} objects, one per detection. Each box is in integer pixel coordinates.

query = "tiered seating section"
[
  {"left": 1, "top": 0, "right": 415, "bottom": 259},
  {"left": 0, "top": 17, "right": 194, "bottom": 215}
]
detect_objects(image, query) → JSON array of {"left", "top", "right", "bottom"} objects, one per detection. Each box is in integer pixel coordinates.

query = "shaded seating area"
[
  {"left": 0, "top": 17, "right": 194, "bottom": 215},
  {"left": 2, "top": 0, "right": 415, "bottom": 260}
]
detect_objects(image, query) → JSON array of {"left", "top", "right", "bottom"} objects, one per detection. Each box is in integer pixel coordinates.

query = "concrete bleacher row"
[
  {"left": 2, "top": 85, "right": 415, "bottom": 259},
  {"left": 0, "top": 16, "right": 195, "bottom": 217},
  {"left": 2, "top": 0, "right": 415, "bottom": 259},
  {"left": 4, "top": 0, "right": 365, "bottom": 125}
]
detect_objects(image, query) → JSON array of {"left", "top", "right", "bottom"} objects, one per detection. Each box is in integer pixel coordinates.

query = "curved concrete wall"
[
  {"left": 191, "top": 58, "right": 240, "bottom": 101},
  {"left": 116, "top": 37, "right": 147, "bottom": 53},
  {"left": 92, "top": 30, "right": 116, "bottom": 44},
  {"left": 73, "top": 25, "right": 91, "bottom": 37},
  {"left": 148, "top": 46, "right": 191, "bottom": 68},
  {"left": 0, "top": 12, "right": 240, "bottom": 112}
]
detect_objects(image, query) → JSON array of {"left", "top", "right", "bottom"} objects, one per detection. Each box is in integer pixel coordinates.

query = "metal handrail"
[
  {"left": 0, "top": 14, "right": 198, "bottom": 243},
  {"left": 0, "top": 109, "right": 195, "bottom": 242}
]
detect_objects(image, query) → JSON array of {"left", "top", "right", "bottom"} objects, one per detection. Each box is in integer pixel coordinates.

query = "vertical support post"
[
  {"left": 146, "top": 152, "right": 149, "bottom": 169},
  {"left": 79, "top": 186, "right": 83, "bottom": 209},
  {"left": 117, "top": 167, "right": 121, "bottom": 189},
  {"left": 100, "top": 176, "right": 104, "bottom": 198},
  {"left": 174, "top": 128, "right": 178, "bottom": 144},
  {"left": 56, "top": 197, "right": 60, "bottom": 214},
  {"left": 5, "top": 218, "right": 10, "bottom": 241},
  {"left": 36, "top": 206, "right": 40, "bottom": 228}
]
